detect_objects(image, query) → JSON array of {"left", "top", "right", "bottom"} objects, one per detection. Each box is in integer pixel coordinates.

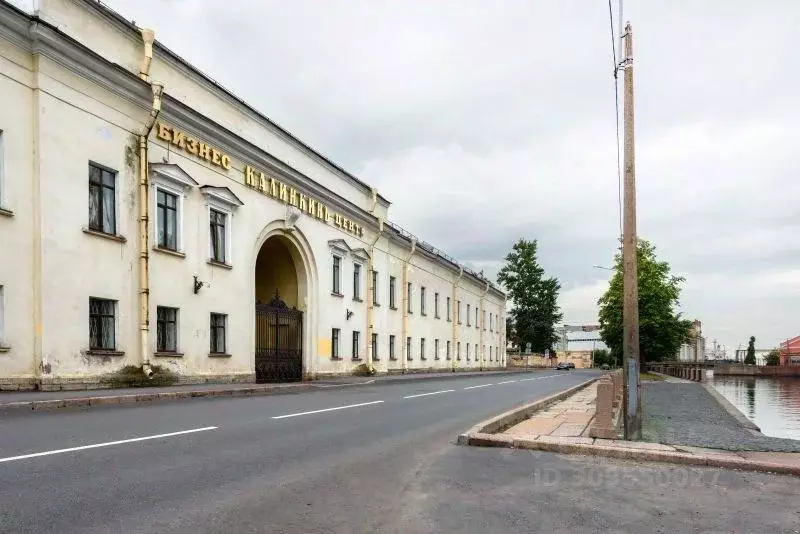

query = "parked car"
[
  {"left": 556, "top": 361, "right": 570, "bottom": 370},
  {"left": 567, "top": 362, "right": 575, "bottom": 369}
]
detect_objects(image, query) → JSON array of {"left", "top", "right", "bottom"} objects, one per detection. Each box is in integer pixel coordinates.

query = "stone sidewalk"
[{"left": 467, "top": 377, "right": 800, "bottom": 476}]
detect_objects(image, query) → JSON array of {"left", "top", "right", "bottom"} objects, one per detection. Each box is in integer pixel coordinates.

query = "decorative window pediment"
[
  {"left": 200, "top": 186, "right": 244, "bottom": 210},
  {"left": 328, "top": 239, "right": 351, "bottom": 256},
  {"left": 150, "top": 163, "right": 198, "bottom": 192},
  {"left": 351, "top": 247, "right": 370, "bottom": 263}
]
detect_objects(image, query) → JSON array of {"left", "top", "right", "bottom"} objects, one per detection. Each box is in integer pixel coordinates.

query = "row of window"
[
  {"left": 330, "top": 328, "right": 503, "bottom": 362},
  {"left": 88, "top": 162, "right": 234, "bottom": 264},
  {"left": 332, "top": 257, "right": 502, "bottom": 332},
  {"left": 89, "top": 297, "right": 228, "bottom": 355}
]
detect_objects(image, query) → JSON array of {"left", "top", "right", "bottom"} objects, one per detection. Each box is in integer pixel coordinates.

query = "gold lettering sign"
[
  {"left": 156, "top": 123, "right": 232, "bottom": 170},
  {"left": 244, "top": 164, "right": 364, "bottom": 237}
]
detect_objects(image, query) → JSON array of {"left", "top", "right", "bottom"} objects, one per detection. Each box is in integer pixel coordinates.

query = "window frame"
[
  {"left": 89, "top": 297, "right": 116, "bottom": 351},
  {"left": 0, "top": 129, "right": 6, "bottom": 210},
  {"left": 156, "top": 306, "right": 179, "bottom": 353},
  {"left": 371, "top": 332, "right": 378, "bottom": 361},
  {"left": 209, "top": 312, "right": 227, "bottom": 354},
  {"left": 457, "top": 300, "right": 462, "bottom": 324},
  {"left": 208, "top": 207, "right": 230, "bottom": 264},
  {"left": 332, "top": 255, "right": 343, "bottom": 296},
  {"left": 389, "top": 334, "right": 396, "bottom": 360},
  {"left": 372, "top": 270, "right": 379, "bottom": 306},
  {"left": 420, "top": 286, "right": 427, "bottom": 316},
  {"left": 88, "top": 162, "right": 118, "bottom": 235},
  {"left": 434, "top": 292, "right": 440, "bottom": 319},
  {"left": 420, "top": 337, "right": 426, "bottom": 360},
  {"left": 434, "top": 338, "right": 439, "bottom": 360},
  {"left": 466, "top": 343, "right": 470, "bottom": 361},
  {"left": 389, "top": 276, "right": 397, "bottom": 309},
  {"left": 352, "top": 330, "right": 361, "bottom": 360},
  {"left": 331, "top": 328, "right": 341, "bottom": 359},
  {"left": 406, "top": 336, "right": 412, "bottom": 360},
  {"left": 0, "top": 285, "right": 5, "bottom": 347},
  {"left": 457, "top": 341, "right": 461, "bottom": 360},
  {"left": 446, "top": 297, "right": 451, "bottom": 322},
  {"left": 406, "top": 282, "right": 413, "bottom": 314},
  {"left": 446, "top": 340, "right": 451, "bottom": 360},
  {"left": 467, "top": 304, "right": 471, "bottom": 326},
  {"left": 353, "top": 262, "right": 363, "bottom": 301},
  {"left": 155, "top": 187, "right": 181, "bottom": 252}
]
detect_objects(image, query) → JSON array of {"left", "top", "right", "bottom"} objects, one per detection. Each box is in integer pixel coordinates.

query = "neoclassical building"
[{"left": 0, "top": 0, "right": 506, "bottom": 390}]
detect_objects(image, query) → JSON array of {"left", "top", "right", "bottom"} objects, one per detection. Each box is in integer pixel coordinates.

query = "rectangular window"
[
  {"left": 434, "top": 293, "right": 440, "bottom": 318},
  {"left": 372, "top": 270, "right": 379, "bottom": 305},
  {"left": 466, "top": 343, "right": 470, "bottom": 361},
  {"left": 457, "top": 301, "right": 462, "bottom": 324},
  {"left": 0, "top": 130, "right": 5, "bottom": 208},
  {"left": 490, "top": 313, "right": 493, "bottom": 332},
  {"left": 475, "top": 344, "right": 479, "bottom": 361},
  {"left": 389, "top": 276, "right": 397, "bottom": 308},
  {"left": 457, "top": 342, "right": 461, "bottom": 360},
  {"left": 210, "top": 313, "right": 227, "bottom": 354},
  {"left": 209, "top": 209, "right": 227, "bottom": 263},
  {"left": 483, "top": 310, "right": 486, "bottom": 330},
  {"left": 420, "top": 286, "right": 427, "bottom": 316},
  {"left": 490, "top": 346, "right": 493, "bottom": 361},
  {"left": 332, "top": 256, "right": 342, "bottom": 295},
  {"left": 89, "top": 297, "right": 116, "bottom": 350},
  {"left": 420, "top": 338, "right": 426, "bottom": 360},
  {"left": 447, "top": 297, "right": 451, "bottom": 321},
  {"left": 475, "top": 308, "right": 479, "bottom": 329},
  {"left": 434, "top": 339, "right": 440, "bottom": 360},
  {"left": 372, "top": 333, "right": 378, "bottom": 361},
  {"left": 446, "top": 340, "right": 451, "bottom": 360},
  {"left": 352, "top": 330, "right": 361, "bottom": 359},
  {"left": 156, "top": 189, "right": 178, "bottom": 251},
  {"left": 467, "top": 304, "right": 471, "bottom": 326},
  {"left": 353, "top": 263, "right": 362, "bottom": 300},
  {"left": 88, "top": 163, "right": 116, "bottom": 234},
  {"left": 407, "top": 283, "right": 413, "bottom": 313},
  {"left": 156, "top": 306, "right": 178, "bottom": 352},
  {"left": 332, "top": 328, "right": 341, "bottom": 359},
  {"left": 389, "top": 335, "right": 396, "bottom": 360},
  {"left": 406, "top": 336, "right": 412, "bottom": 360},
  {"left": 0, "top": 286, "right": 5, "bottom": 346}
]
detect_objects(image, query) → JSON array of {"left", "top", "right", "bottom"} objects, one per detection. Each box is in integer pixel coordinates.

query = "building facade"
[{"left": 0, "top": 0, "right": 506, "bottom": 390}]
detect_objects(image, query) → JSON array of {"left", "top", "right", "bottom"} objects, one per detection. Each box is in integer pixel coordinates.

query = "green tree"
[
  {"left": 597, "top": 240, "right": 692, "bottom": 364},
  {"left": 505, "top": 317, "right": 517, "bottom": 350},
  {"left": 745, "top": 336, "right": 757, "bottom": 365},
  {"left": 765, "top": 349, "right": 780, "bottom": 366},
  {"left": 592, "top": 348, "right": 611, "bottom": 367},
  {"left": 498, "top": 239, "right": 563, "bottom": 353}
]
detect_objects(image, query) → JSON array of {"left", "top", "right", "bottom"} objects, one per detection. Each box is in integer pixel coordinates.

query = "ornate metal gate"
[{"left": 255, "top": 294, "right": 303, "bottom": 383}]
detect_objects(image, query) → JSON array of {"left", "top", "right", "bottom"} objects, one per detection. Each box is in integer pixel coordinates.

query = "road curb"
[
  {"left": 0, "top": 368, "right": 554, "bottom": 414},
  {"left": 701, "top": 382, "right": 761, "bottom": 432},
  {"left": 457, "top": 375, "right": 600, "bottom": 444}
]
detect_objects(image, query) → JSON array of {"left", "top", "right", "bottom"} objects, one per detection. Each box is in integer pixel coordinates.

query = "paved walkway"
[
  {"left": 496, "top": 377, "right": 800, "bottom": 473},
  {"left": 643, "top": 382, "right": 800, "bottom": 452}
]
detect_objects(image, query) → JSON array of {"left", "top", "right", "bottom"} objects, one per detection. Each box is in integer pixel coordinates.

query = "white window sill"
[
  {"left": 207, "top": 259, "right": 233, "bottom": 270},
  {"left": 83, "top": 227, "right": 127, "bottom": 243},
  {"left": 0, "top": 207, "right": 14, "bottom": 218},
  {"left": 153, "top": 246, "right": 186, "bottom": 259},
  {"left": 0, "top": 345, "right": 10, "bottom": 353}
]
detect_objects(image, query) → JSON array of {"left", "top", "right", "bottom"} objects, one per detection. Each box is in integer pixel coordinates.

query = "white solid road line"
[
  {"left": 0, "top": 426, "right": 218, "bottom": 464},
  {"left": 519, "top": 375, "right": 558, "bottom": 382},
  {"left": 497, "top": 380, "right": 519, "bottom": 384},
  {"left": 403, "top": 389, "right": 455, "bottom": 399},
  {"left": 271, "top": 400, "right": 384, "bottom": 419},
  {"left": 463, "top": 384, "right": 493, "bottom": 390}
]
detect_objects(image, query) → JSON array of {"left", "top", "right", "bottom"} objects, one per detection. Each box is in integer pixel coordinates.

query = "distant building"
[
  {"left": 677, "top": 320, "right": 705, "bottom": 361},
  {"left": 779, "top": 336, "right": 800, "bottom": 366}
]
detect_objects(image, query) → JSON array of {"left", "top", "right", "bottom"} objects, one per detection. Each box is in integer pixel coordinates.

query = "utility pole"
[{"left": 621, "top": 21, "right": 642, "bottom": 440}]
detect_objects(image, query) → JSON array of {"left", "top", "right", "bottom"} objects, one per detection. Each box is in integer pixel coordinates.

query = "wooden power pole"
[{"left": 621, "top": 21, "right": 642, "bottom": 440}]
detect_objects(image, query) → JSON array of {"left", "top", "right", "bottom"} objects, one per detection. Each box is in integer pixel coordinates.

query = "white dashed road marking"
[{"left": 272, "top": 400, "right": 385, "bottom": 419}]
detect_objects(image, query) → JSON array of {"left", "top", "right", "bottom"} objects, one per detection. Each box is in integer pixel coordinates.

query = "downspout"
[
  {"left": 451, "top": 267, "right": 463, "bottom": 372},
  {"left": 502, "top": 295, "right": 508, "bottom": 366},
  {"left": 401, "top": 238, "right": 416, "bottom": 373},
  {"left": 366, "top": 217, "right": 383, "bottom": 373},
  {"left": 138, "top": 28, "right": 161, "bottom": 378},
  {"left": 479, "top": 281, "right": 489, "bottom": 370}
]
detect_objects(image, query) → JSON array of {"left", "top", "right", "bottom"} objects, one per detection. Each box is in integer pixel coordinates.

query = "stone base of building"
[{"left": 0, "top": 373, "right": 257, "bottom": 392}]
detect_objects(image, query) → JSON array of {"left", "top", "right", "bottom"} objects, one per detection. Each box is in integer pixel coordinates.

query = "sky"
[{"left": 15, "top": 0, "right": 799, "bottom": 354}]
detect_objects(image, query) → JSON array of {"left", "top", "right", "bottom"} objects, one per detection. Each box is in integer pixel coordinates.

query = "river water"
[{"left": 710, "top": 375, "right": 800, "bottom": 440}]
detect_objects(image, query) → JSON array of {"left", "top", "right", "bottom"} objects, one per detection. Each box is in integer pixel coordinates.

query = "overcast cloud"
[{"left": 23, "top": 0, "right": 799, "bottom": 354}]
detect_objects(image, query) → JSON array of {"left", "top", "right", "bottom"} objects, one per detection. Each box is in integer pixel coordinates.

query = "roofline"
[{"left": 73, "top": 0, "right": 391, "bottom": 208}]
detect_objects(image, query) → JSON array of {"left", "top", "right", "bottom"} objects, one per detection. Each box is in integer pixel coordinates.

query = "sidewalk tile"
[
  {"left": 551, "top": 423, "right": 588, "bottom": 437},
  {"left": 737, "top": 451, "right": 800, "bottom": 467}
]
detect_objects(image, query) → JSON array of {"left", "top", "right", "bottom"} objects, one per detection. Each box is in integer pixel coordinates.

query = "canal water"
[{"left": 710, "top": 375, "right": 800, "bottom": 440}]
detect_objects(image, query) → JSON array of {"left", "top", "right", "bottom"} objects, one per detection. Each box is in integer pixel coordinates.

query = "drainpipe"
[
  {"left": 479, "top": 281, "right": 489, "bottom": 370},
  {"left": 366, "top": 217, "right": 383, "bottom": 373},
  {"left": 138, "top": 28, "right": 161, "bottom": 378},
  {"left": 401, "top": 238, "right": 416, "bottom": 373},
  {"left": 452, "top": 267, "right": 463, "bottom": 372}
]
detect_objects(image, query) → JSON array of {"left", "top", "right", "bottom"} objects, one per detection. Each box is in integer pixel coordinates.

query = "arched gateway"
[{"left": 253, "top": 228, "right": 314, "bottom": 382}]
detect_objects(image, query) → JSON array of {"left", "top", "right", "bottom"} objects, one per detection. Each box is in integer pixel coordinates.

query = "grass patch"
[
  {"left": 640, "top": 372, "right": 666, "bottom": 382},
  {"left": 101, "top": 364, "right": 177, "bottom": 388}
]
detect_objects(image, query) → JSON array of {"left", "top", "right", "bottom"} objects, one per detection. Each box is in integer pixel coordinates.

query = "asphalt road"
[{"left": 0, "top": 369, "right": 595, "bottom": 533}]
